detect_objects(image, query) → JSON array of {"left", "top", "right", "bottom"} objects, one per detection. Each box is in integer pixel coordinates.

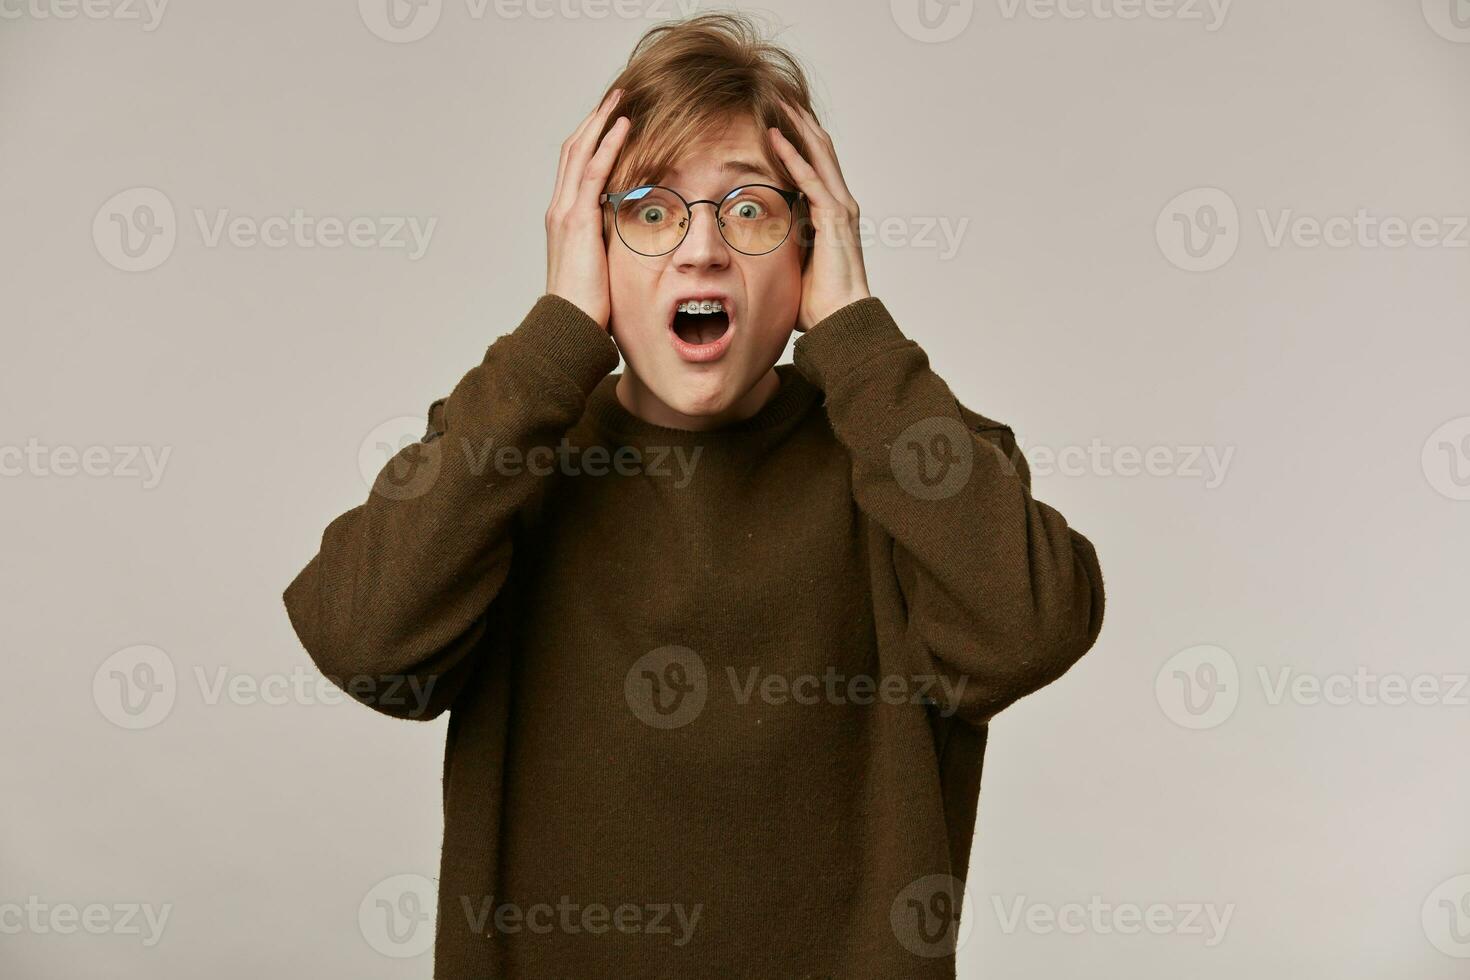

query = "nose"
[{"left": 670, "top": 201, "right": 731, "bottom": 272}]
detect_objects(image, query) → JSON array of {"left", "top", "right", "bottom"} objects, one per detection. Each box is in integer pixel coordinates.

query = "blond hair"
[{"left": 597, "top": 11, "right": 818, "bottom": 265}]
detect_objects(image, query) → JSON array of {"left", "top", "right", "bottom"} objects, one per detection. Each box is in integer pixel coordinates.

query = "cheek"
[
  {"left": 606, "top": 240, "right": 646, "bottom": 308},
  {"left": 605, "top": 247, "right": 663, "bottom": 343},
  {"left": 739, "top": 256, "right": 802, "bottom": 352},
  {"left": 606, "top": 241, "right": 630, "bottom": 301},
  {"left": 758, "top": 249, "right": 804, "bottom": 319}
]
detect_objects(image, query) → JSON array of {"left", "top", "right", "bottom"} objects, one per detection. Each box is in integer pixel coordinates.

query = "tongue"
[{"left": 674, "top": 311, "right": 729, "bottom": 345}]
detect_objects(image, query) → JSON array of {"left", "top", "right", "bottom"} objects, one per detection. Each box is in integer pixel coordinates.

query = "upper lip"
[{"left": 669, "top": 291, "right": 734, "bottom": 324}]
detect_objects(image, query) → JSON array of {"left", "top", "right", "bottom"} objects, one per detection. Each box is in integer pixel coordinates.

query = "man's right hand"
[{"left": 544, "top": 88, "right": 630, "bottom": 331}]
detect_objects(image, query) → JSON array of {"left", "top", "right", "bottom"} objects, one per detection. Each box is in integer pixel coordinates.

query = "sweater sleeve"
[
  {"left": 791, "top": 296, "right": 1105, "bottom": 727},
  {"left": 281, "top": 293, "right": 621, "bottom": 721}
]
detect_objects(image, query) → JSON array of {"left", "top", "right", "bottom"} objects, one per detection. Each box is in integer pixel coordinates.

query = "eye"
[
  {"left": 635, "top": 206, "right": 667, "bottom": 225},
  {"left": 728, "top": 199, "right": 767, "bottom": 220}
]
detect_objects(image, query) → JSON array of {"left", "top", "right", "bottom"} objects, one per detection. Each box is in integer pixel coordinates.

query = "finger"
[
  {"left": 767, "top": 124, "right": 839, "bottom": 214},
  {"left": 552, "top": 89, "right": 622, "bottom": 213},
  {"left": 552, "top": 88, "right": 620, "bottom": 211},
  {"left": 561, "top": 91, "right": 624, "bottom": 202},
  {"left": 576, "top": 115, "right": 632, "bottom": 212},
  {"left": 780, "top": 98, "right": 854, "bottom": 203},
  {"left": 776, "top": 99, "right": 856, "bottom": 206}
]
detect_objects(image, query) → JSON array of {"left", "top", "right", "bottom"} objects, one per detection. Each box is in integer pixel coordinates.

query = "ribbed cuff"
[
  {"left": 508, "top": 293, "right": 622, "bottom": 393},
  {"left": 791, "top": 296, "right": 912, "bottom": 392}
]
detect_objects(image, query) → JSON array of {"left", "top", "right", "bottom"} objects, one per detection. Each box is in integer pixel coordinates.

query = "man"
[{"left": 283, "top": 12, "right": 1105, "bottom": 977}]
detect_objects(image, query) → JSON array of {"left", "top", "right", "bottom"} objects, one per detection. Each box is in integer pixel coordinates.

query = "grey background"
[{"left": 3, "top": 0, "right": 1469, "bottom": 976}]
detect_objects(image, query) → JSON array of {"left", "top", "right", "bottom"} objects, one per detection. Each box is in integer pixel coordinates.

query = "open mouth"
[
  {"left": 671, "top": 308, "right": 731, "bottom": 346},
  {"left": 668, "top": 298, "right": 735, "bottom": 363}
]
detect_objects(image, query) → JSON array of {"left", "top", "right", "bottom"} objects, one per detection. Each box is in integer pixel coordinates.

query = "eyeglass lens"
[{"left": 613, "top": 185, "right": 794, "bottom": 256}]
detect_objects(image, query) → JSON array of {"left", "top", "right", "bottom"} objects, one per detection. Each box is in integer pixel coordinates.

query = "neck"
[{"left": 614, "top": 367, "right": 782, "bottom": 432}]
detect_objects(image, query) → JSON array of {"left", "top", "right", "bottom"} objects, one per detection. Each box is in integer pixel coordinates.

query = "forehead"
[{"left": 660, "top": 115, "right": 780, "bottom": 187}]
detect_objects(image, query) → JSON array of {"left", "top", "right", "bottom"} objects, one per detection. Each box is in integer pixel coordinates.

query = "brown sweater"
[{"left": 282, "top": 293, "right": 1105, "bottom": 978}]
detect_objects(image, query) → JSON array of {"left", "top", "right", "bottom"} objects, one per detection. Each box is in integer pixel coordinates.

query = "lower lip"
[{"left": 668, "top": 313, "right": 735, "bottom": 363}]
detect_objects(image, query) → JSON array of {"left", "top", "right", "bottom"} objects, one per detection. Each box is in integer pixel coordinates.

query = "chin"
[{"left": 652, "top": 368, "right": 740, "bottom": 419}]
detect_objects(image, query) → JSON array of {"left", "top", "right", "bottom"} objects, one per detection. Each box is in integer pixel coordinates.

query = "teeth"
[{"left": 678, "top": 299, "right": 724, "bottom": 314}]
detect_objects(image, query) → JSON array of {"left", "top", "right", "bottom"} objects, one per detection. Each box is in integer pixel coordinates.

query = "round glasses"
[{"left": 599, "top": 183, "right": 805, "bottom": 257}]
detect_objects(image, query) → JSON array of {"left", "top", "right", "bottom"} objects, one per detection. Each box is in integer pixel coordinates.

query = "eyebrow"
[{"left": 664, "top": 159, "right": 780, "bottom": 184}]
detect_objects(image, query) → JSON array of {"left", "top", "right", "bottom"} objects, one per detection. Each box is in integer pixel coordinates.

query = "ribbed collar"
[{"left": 584, "top": 363, "right": 821, "bottom": 448}]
